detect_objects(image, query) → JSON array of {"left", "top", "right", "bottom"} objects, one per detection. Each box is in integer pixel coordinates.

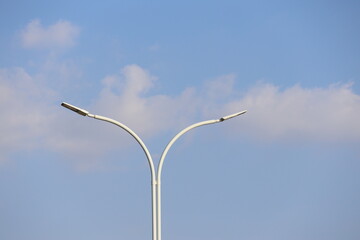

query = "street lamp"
[{"left": 61, "top": 102, "right": 247, "bottom": 240}]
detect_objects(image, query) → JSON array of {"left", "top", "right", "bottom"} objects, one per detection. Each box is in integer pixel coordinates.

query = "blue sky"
[{"left": 1, "top": 0, "right": 360, "bottom": 239}]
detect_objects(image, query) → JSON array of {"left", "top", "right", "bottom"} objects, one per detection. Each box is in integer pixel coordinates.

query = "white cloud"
[
  {"left": 20, "top": 19, "right": 79, "bottom": 49},
  {"left": 0, "top": 68, "right": 55, "bottom": 162},
  {"left": 224, "top": 83, "right": 360, "bottom": 142},
  {"left": 92, "top": 64, "right": 200, "bottom": 137},
  {"left": 1, "top": 64, "right": 359, "bottom": 167},
  {"left": 81, "top": 66, "right": 360, "bottom": 144},
  {"left": 203, "top": 74, "right": 236, "bottom": 100}
]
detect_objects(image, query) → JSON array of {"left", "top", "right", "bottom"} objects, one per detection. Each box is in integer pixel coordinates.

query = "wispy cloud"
[
  {"left": 61, "top": 65, "right": 360, "bottom": 145},
  {"left": 1, "top": 63, "right": 359, "bottom": 167},
  {"left": 92, "top": 64, "right": 200, "bottom": 137},
  {"left": 224, "top": 83, "right": 360, "bottom": 142},
  {"left": 0, "top": 68, "right": 55, "bottom": 162},
  {"left": 148, "top": 44, "right": 160, "bottom": 52},
  {"left": 20, "top": 19, "right": 79, "bottom": 49}
]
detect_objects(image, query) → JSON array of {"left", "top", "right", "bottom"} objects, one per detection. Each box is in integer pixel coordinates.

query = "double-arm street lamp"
[{"left": 61, "top": 102, "right": 247, "bottom": 240}]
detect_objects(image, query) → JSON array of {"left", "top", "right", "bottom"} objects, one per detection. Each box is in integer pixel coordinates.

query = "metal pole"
[
  {"left": 61, "top": 102, "right": 247, "bottom": 240},
  {"left": 156, "top": 119, "right": 222, "bottom": 240},
  {"left": 61, "top": 102, "right": 158, "bottom": 240},
  {"left": 88, "top": 114, "right": 158, "bottom": 240}
]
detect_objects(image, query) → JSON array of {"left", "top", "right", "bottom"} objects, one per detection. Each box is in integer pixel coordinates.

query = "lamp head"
[
  {"left": 220, "top": 110, "right": 247, "bottom": 122},
  {"left": 61, "top": 102, "right": 89, "bottom": 116}
]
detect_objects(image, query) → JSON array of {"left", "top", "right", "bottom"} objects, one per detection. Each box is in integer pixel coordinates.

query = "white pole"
[
  {"left": 156, "top": 119, "right": 220, "bottom": 240},
  {"left": 89, "top": 114, "right": 158, "bottom": 240},
  {"left": 61, "top": 102, "right": 246, "bottom": 240},
  {"left": 61, "top": 103, "right": 158, "bottom": 240},
  {"left": 156, "top": 110, "right": 247, "bottom": 240}
]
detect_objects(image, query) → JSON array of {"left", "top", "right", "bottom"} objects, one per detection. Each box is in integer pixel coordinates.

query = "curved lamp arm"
[
  {"left": 61, "top": 102, "right": 156, "bottom": 178},
  {"left": 155, "top": 110, "right": 246, "bottom": 240},
  {"left": 157, "top": 119, "right": 219, "bottom": 180},
  {"left": 157, "top": 110, "right": 247, "bottom": 180},
  {"left": 90, "top": 114, "right": 156, "bottom": 178},
  {"left": 61, "top": 102, "right": 158, "bottom": 240}
]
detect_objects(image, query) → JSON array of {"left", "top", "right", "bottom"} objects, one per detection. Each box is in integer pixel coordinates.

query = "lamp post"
[{"left": 61, "top": 102, "right": 246, "bottom": 240}]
